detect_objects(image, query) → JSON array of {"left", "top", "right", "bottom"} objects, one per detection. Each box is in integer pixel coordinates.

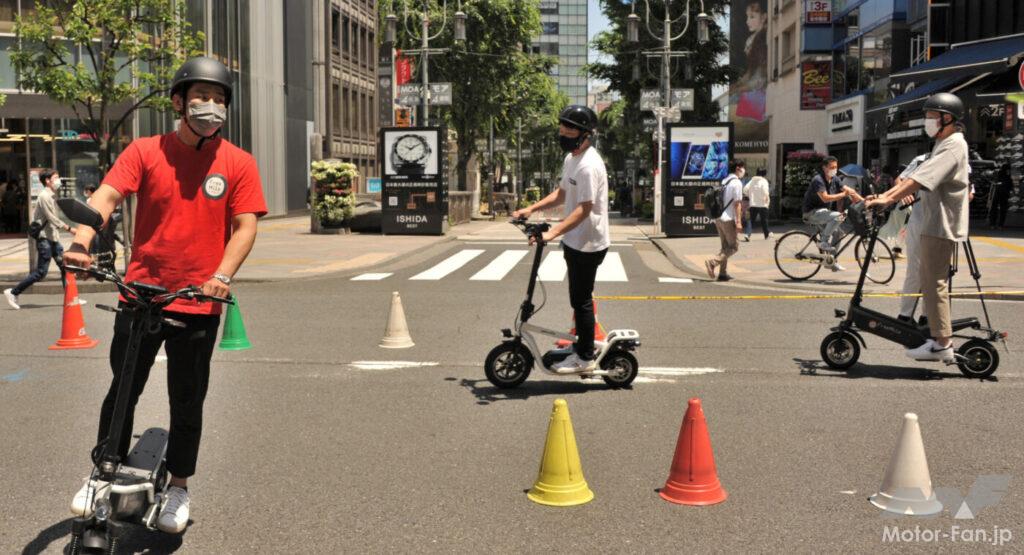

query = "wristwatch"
[{"left": 213, "top": 273, "right": 232, "bottom": 285}]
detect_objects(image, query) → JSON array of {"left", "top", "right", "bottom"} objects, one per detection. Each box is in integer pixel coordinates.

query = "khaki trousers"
[
  {"left": 919, "top": 234, "right": 956, "bottom": 338},
  {"left": 712, "top": 219, "right": 739, "bottom": 273}
]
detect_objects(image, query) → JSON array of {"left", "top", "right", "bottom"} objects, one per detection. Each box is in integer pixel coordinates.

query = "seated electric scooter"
[
  {"left": 484, "top": 218, "right": 640, "bottom": 389},
  {"left": 57, "top": 199, "right": 233, "bottom": 554},
  {"left": 819, "top": 201, "right": 1005, "bottom": 378}
]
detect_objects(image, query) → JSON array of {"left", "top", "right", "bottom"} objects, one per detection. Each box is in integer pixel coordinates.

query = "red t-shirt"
[{"left": 103, "top": 132, "right": 267, "bottom": 315}]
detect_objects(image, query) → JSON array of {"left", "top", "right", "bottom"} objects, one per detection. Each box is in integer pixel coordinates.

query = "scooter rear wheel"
[
  {"left": 600, "top": 351, "right": 638, "bottom": 388},
  {"left": 485, "top": 342, "right": 534, "bottom": 389},
  {"left": 821, "top": 332, "right": 860, "bottom": 369},
  {"left": 956, "top": 339, "right": 999, "bottom": 379}
]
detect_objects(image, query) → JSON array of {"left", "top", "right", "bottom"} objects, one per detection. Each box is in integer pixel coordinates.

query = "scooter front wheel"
[
  {"left": 600, "top": 351, "right": 638, "bottom": 388},
  {"left": 821, "top": 332, "right": 860, "bottom": 369},
  {"left": 956, "top": 339, "right": 999, "bottom": 379},
  {"left": 485, "top": 342, "right": 534, "bottom": 389}
]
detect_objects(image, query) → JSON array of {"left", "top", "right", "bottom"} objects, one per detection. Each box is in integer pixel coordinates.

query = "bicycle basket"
[{"left": 846, "top": 201, "right": 871, "bottom": 237}]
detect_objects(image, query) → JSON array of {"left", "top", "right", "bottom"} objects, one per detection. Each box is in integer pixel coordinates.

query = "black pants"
[
  {"left": 989, "top": 193, "right": 1010, "bottom": 228},
  {"left": 562, "top": 243, "right": 607, "bottom": 359},
  {"left": 748, "top": 207, "right": 770, "bottom": 239},
  {"left": 97, "top": 307, "right": 221, "bottom": 478}
]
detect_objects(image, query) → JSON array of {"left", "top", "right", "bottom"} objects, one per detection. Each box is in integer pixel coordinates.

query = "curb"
[{"left": 649, "top": 237, "right": 1024, "bottom": 301}]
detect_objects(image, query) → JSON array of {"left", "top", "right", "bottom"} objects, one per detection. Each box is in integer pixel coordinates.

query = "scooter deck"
[{"left": 123, "top": 428, "right": 168, "bottom": 477}]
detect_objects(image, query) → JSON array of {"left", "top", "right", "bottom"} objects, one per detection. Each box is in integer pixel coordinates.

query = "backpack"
[{"left": 703, "top": 177, "right": 739, "bottom": 220}]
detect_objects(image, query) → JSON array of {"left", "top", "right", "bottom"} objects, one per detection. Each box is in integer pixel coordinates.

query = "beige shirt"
[
  {"left": 32, "top": 187, "right": 67, "bottom": 241},
  {"left": 909, "top": 132, "right": 970, "bottom": 242}
]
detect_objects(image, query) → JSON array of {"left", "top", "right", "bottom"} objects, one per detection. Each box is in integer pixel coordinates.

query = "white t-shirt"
[
  {"left": 559, "top": 147, "right": 610, "bottom": 252},
  {"left": 743, "top": 176, "right": 771, "bottom": 208},
  {"left": 719, "top": 174, "right": 744, "bottom": 222}
]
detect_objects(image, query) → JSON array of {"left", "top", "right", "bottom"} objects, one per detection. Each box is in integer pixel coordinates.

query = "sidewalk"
[
  {"left": 650, "top": 222, "right": 1024, "bottom": 300},
  {"left": 0, "top": 212, "right": 647, "bottom": 294}
]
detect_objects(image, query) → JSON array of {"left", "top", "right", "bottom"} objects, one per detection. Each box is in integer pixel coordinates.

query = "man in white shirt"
[
  {"left": 512, "top": 105, "right": 610, "bottom": 371},
  {"left": 743, "top": 168, "right": 771, "bottom": 240},
  {"left": 867, "top": 93, "right": 970, "bottom": 362},
  {"left": 704, "top": 160, "right": 745, "bottom": 282}
]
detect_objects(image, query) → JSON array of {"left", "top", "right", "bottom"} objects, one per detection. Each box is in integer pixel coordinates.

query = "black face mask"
[{"left": 558, "top": 132, "right": 587, "bottom": 153}]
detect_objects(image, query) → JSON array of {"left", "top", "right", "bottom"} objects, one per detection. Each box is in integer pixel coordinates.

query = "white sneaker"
[
  {"left": 552, "top": 353, "right": 597, "bottom": 373},
  {"left": 905, "top": 339, "right": 954, "bottom": 362},
  {"left": 830, "top": 261, "right": 846, "bottom": 272},
  {"left": 70, "top": 478, "right": 110, "bottom": 517},
  {"left": 4, "top": 288, "right": 19, "bottom": 310},
  {"left": 157, "top": 486, "right": 190, "bottom": 534}
]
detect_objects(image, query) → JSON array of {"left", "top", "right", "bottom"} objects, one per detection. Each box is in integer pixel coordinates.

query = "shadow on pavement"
[
  {"left": 793, "top": 357, "right": 995, "bottom": 382},
  {"left": 21, "top": 518, "right": 184, "bottom": 555},
  {"left": 453, "top": 377, "right": 623, "bottom": 405}
]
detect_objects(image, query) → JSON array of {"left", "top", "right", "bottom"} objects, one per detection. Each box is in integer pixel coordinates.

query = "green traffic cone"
[{"left": 219, "top": 296, "right": 252, "bottom": 351}]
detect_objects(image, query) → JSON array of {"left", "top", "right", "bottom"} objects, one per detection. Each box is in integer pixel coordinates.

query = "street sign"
[
  {"left": 398, "top": 82, "right": 452, "bottom": 105},
  {"left": 652, "top": 105, "right": 681, "bottom": 122},
  {"left": 640, "top": 89, "right": 661, "bottom": 111},
  {"left": 428, "top": 82, "right": 452, "bottom": 105},
  {"left": 494, "top": 138, "right": 508, "bottom": 151},
  {"left": 671, "top": 88, "right": 695, "bottom": 111}
]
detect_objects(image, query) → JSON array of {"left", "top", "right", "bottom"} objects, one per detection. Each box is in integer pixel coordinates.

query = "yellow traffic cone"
[
  {"left": 379, "top": 291, "right": 414, "bottom": 348},
  {"left": 869, "top": 413, "right": 943, "bottom": 516},
  {"left": 527, "top": 399, "right": 594, "bottom": 506}
]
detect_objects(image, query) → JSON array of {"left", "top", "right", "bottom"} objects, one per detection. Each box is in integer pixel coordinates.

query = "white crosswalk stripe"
[
  {"left": 352, "top": 248, "right": 638, "bottom": 283},
  {"left": 470, "top": 249, "right": 528, "bottom": 281},
  {"left": 410, "top": 249, "right": 485, "bottom": 280},
  {"left": 595, "top": 252, "right": 628, "bottom": 282},
  {"left": 537, "top": 251, "right": 567, "bottom": 281}
]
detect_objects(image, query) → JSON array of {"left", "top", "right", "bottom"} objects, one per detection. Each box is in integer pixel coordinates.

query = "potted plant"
[{"left": 311, "top": 160, "right": 358, "bottom": 232}]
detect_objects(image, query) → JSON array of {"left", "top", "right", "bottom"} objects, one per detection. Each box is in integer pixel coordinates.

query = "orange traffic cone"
[
  {"left": 555, "top": 299, "right": 607, "bottom": 348},
  {"left": 50, "top": 273, "right": 99, "bottom": 350},
  {"left": 659, "top": 398, "right": 727, "bottom": 505}
]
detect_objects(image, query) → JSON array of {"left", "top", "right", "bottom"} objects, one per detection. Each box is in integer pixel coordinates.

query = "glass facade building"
[{"left": 531, "top": 0, "right": 588, "bottom": 106}]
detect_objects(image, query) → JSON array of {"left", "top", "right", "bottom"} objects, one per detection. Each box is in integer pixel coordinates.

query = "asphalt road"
[{"left": 2, "top": 237, "right": 1023, "bottom": 553}]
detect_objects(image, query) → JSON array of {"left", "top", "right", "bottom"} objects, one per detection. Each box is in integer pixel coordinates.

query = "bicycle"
[{"left": 773, "top": 212, "right": 895, "bottom": 284}]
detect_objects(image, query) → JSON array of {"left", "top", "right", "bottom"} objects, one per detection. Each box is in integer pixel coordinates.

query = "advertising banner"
[
  {"left": 380, "top": 127, "right": 448, "bottom": 235},
  {"left": 805, "top": 0, "right": 831, "bottom": 24},
  {"left": 729, "top": 0, "right": 769, "bottom": 154},
  {"left": 800, "top": 61, "right": 832, "bottom": 110},
  {"left": 662, "top": 123, "right": 734, "bottom": 236}
]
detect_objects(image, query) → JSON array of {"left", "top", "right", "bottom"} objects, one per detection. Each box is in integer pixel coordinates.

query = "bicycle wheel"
[
  {"left": 774, "top": 230, "right": 823, "bottom": 281},
  {"left": 855, "top": 237, "right": 896, "bottom": 284}
]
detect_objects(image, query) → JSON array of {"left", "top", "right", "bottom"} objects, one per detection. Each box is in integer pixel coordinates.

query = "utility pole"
[
  {"left": 626, "top": 0, "right": 713, "bottom": 236},
  {"left": 516, "top": 117, "right": 522, "bottom": 206}
]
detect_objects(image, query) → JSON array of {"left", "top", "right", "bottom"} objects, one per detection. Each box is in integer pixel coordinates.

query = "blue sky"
[{"left": 588, "top": 0, "right": 612, "bottom": 65}]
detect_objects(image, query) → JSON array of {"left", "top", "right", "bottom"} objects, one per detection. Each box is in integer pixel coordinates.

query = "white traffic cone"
[
  {"left": 379, "top": 291, "right": 414, "bottom": 349},
  {"left": 869, "top": 413, "right": 943, "bottom": 516}
]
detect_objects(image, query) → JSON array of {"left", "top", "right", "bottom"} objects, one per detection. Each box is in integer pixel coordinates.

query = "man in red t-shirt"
[{"left": 64, "top": 57, "right": 267, "bottom": 534}]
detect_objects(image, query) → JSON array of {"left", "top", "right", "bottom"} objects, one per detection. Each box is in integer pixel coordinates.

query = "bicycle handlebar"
[
  {"left": 509, "top": 217, "right": 551, "bottom": 239},
  {"left": 65, "top": 265, "right": 235, "bottom": 307}
]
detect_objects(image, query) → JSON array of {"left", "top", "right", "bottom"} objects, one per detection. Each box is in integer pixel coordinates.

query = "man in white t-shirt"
[
  {"left": 512, "top": 105, "right": 610, "bottom": 372},
  {"left": 704, "top": 160, "right": 745, "bottom": 281},
  {"left": 743, "top": 168, "right": 772, "bottom": 240}
]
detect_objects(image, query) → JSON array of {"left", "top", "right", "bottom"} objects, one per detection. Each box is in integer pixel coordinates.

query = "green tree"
[
  {"left": 587, "top": 0, "right": 731, "bottom": 167},
  {"left": 382, "top": 0, "right": 566, "bottom": 191},
  {"left": 11, "top": 0, "right": 204, "bottom": 173}
]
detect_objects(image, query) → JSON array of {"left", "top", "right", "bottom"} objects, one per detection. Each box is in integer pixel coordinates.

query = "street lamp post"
[
  {"left": 626, "top": 0, "right": 713, "bottom": 235},
  {"left": 388, "top": 0, "right": 466, "bottom": 126}
]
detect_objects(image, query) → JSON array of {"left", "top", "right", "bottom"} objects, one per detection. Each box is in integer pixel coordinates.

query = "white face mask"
[
  {"left": 825, "top": 169, "right": 837, "bottom": 180},
  {"left": 187, "top": 100, "right": 227, "bottom": 137},
  {"left": 52, "top": 177, "right": 62, "bottom": 190},
  {"left": 924, "top": 117, "right": 941, "bottom": 138}
]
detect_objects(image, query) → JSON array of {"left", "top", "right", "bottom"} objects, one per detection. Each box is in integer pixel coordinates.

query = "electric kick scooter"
[
  {"left": 484, "top": 218, "right": 641, "bottom": 389},
  {"left": 820, "top": 201, "right": 1006, "bottom": 378},
  {"left": 57, "top": 199, "right": 233, "bottom": 553}
]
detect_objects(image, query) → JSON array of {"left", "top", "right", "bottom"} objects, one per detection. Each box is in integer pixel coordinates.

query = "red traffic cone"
[
  {"left": 659, "top": 398, "right": 727, "bottom": 505},
  {"left": 49, "top": 273, "right": 99, "bottom": 351},
  {"left": 555, "top": 300, "right": 607, "bottom": 348}
]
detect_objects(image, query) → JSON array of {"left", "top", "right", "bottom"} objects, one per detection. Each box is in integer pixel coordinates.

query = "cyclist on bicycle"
[{"left": 802, "top": 156, "right": 863, "bottom": 271}]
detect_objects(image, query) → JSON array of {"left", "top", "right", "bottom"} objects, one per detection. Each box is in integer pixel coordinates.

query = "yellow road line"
[{"left": 595, "top": 290, "right": 1024, "bottom": 302}]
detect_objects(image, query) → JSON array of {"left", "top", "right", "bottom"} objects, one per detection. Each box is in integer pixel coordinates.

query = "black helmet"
[
  {"left": 922, "top": 92, "right": 964, "bottom": 122},
  {"left": 558, "top": 105, "right": 598, "bottom": 133},
  {"left": 170, "top": 56, "right": 233, "bottom": 106}
]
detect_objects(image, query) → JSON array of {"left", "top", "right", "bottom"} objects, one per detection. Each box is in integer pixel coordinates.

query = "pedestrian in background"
[
  {"left": 705, "top": 159, "right": 745, "bottom": 282},
  {"left": 743, "top": 168, "right": 771, "bottom": 240},
  {"left": 989, "top": 163, "right": 1012, "bottom": 230},
  {"left": 5, "top": 169, "right": 75, "bottom": 309}
]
